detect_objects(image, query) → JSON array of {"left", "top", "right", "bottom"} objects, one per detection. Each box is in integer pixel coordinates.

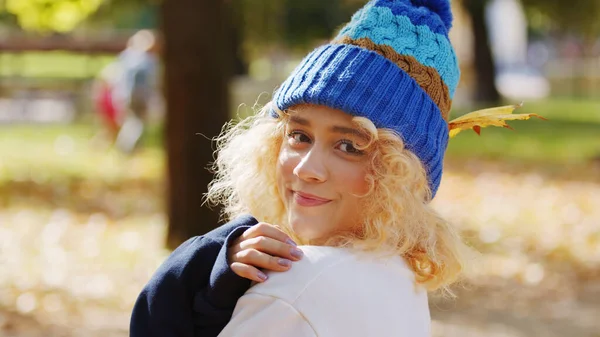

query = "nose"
[{"left": 293, "top": 147, "right": 328, "bottom": 183}]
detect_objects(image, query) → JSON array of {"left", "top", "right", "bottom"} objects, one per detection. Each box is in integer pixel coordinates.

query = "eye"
[
  {"left": 337, "top": 140, "right": 364, "bottom": 155},
  {"left": 287, "top": 131, "right": 311, "bottom": 144}
]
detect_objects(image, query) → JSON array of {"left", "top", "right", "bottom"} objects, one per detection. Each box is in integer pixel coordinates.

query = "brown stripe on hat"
[{"left": 333, "top": 36, "right": 452, "bottom": 120}]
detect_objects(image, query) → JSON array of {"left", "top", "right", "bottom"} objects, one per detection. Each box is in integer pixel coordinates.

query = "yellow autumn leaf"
[{"left": 448, "top": 103, "right": 546, "bottom": 138}]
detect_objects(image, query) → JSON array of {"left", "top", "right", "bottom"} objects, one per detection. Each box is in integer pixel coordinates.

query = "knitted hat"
[{"left": 273, "top": 0, "right": 460, "bottom": 198}]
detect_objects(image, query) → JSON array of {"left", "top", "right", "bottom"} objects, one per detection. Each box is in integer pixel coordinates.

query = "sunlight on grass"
[
  {"left": 0, "top": 52, "right": 115, "bottom": 79},
  {"left": 447, "top": 99, "right": 600, "bottom": 164},
  {"left": 0, "top": 124, "right": 164, "bottom": 184}
]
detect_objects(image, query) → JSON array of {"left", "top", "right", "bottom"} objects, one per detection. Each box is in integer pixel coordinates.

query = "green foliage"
[
  {"left": 0, "top": 0, "right": 157, "bottom": 32},
  {"left": 281, "top": 0, "right": 360, "bottom": 48},
  {"left": 87, "top": 0, "right": 158, "bottom": 30},
  {"left": 521, "top": 0, "right": 600, "bottom": 37},
  {"left": 237, "top": 0, "right": 363, "bottom": 55},
  {"left": 2, "top": 0, "right": 103, "bottom": 32}
]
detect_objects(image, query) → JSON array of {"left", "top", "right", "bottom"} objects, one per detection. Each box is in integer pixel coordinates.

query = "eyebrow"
[
  {"left": 289, "top": 115, "right": 310, "bottom": 126},
  {"left": 288, "top": 115, "right": 369, "bottom": 141}
]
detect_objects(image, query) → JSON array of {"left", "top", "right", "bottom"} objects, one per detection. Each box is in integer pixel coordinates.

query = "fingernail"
[
  {"left": 291, "top": 248, "right": 303, "bottom": 259},
  {"left": 286, "top": 238, "right": 298, "bottom": 246},
  {"left": 257, "top": 271, "right": 268, "bottom": 281},
  {"left": 278, "top": 258, "right": 292, "bottom": 267}
]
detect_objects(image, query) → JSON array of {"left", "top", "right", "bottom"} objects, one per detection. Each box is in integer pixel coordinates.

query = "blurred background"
[{"left": 0, "top": 0, "right": 599, "bottom": 336}]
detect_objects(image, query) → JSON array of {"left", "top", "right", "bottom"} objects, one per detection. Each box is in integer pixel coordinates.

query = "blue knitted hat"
[{"left": 273, "top": 0, "right": 460, "bottom": 199}]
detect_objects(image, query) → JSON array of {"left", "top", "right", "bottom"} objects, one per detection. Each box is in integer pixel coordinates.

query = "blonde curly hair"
[{"left": 206, "top": 102, "right": 470, "bottom": 294}]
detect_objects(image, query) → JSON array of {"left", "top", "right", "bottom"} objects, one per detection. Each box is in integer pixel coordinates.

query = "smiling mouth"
[{"left": 292, "top": 191, "right": 332, "bottom": 207}]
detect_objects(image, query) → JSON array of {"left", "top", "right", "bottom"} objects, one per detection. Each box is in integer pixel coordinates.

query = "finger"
[
  {"left": 228, "top": 223, "right": 289, "bottom": 257},
  {"left": 241, "top": 236, "right": 304, "bottom": 261},
  {"left": 230, "top": 262, "right": 268, "bottom": 283},
  {"left": 234, "top": 248, "right": 294, "bottom": 272},
  {"left": 243, "top": 222, "right": 297, "bottom": 246}
]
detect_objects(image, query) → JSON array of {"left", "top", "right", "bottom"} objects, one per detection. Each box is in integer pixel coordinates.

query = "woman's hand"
[{"left": 228, "top": 222, "right": 304, "bottom": 282}]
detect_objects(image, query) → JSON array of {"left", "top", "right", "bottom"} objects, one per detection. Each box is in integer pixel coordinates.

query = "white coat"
[{"left": 218, "top": 246, "right": 430, "bottom": 337}]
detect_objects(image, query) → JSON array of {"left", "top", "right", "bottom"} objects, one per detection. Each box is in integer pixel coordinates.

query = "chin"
[{"left": 287, "top": 212, "right": 327, "bottom": 243}]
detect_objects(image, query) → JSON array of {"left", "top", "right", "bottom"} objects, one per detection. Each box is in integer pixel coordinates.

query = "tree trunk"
[
  {"left": 230, "top": 4, "right": 248, "bottom": 76},
  {"left": 161, "top": 0, "right": 230, "bottom": 249},
  {"left": 463, "top": 0, "right": 500, "bottom": 103}
]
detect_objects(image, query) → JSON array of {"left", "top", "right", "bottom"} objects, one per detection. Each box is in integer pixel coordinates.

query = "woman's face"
[{"left": 276, "top": 105, "right": 371, "bottom": 243}]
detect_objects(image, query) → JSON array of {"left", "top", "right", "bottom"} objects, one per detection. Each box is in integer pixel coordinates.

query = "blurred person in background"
[
  {"left": 92, "top": 29, "right": 159, "bottom": 152},
  {"left": 91, "top": 62, "right": 122, "bottom": 142},
  {"left": 131, "top": 1, "right": 472, "bottom": 336}
]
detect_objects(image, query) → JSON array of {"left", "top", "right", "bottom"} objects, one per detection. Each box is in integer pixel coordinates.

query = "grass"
[
  {"left": 0, "top": 123, "right": 164, "bottom": 184},
  {"left": 0, "top": 52, "right": 115, "bottom": 79},
  {"left": 446, "top": 99, "right": 600, "bottom": 164}
]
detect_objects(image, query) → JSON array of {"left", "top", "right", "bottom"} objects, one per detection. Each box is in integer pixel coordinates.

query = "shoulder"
[
  {"left": 250, "top": 246, "right": 420, "bottom": 298},
  {"left": 247, "top": 246, "right": 430, "bottom": 336},
  {"left": 247, "top": 246, "right": 355, "bottom": 299},
  {"left": 150, "top": 214, "right": 258, "bottom": 286}
]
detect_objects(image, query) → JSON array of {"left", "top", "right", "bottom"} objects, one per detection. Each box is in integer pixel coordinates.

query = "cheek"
[
  {"left": 335, "top": 162, "right": 370, "bottom": 197},
  {"left": 276, "top": 146, "right": 299, "bottom": 186}
]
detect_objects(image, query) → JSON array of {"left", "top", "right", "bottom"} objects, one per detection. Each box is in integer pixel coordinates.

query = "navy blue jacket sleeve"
[{"left": 130, "top": 215, "right": 258, "bottom": 337}]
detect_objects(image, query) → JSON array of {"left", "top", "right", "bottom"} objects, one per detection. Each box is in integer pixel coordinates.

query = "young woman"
[{"left": 132, "top": 0, "right": 471, "bottom": 336}]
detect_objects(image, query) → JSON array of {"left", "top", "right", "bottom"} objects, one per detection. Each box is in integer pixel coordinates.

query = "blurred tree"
[
  {"left": 161, "top": 0, "right": 231, "bottom": 249},
  {"left": 461, "top": 0, "right": 501, "bottom": 104},
  {"left": 235, "top": 0, "right": 363, "bottom": 62},
  {"left": 282, "top": 0, "right": 361, "bottom": 49},
  {"left": 229, "top": 3, "right": 249, "bottom": 75}
]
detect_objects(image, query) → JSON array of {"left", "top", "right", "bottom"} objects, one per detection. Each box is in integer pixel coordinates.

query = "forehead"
[
  {"left": 287, "top": 104, "right": 355, "bottom": 125},
  {"left": 286, "top": 105, "right": 373, "bottom": 143}
]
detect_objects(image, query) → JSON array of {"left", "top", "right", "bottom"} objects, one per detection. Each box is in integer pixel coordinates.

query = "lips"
[{"left": 292, "top": 191, "right": 331, "bottom": 207}]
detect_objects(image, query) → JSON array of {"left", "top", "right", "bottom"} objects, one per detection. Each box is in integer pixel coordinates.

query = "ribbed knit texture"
[
  {"left": 273, "top": 0, "right": 459, "bottom": 198},
  {"left": 333, "top": 36, "right": 452, "bottom": 119}
]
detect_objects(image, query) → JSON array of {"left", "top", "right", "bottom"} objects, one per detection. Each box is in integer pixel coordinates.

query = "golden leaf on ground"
[{"left": 449, "top": 103, "right": 547, "bottom": 138}]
